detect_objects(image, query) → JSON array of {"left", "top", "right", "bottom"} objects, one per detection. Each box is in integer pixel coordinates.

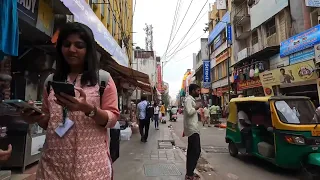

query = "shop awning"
[
  {"left": 102, "top": 58, "right": 152, "bottom": 93},
  {"left": 107, "top": 59, "right": 150, "bottom": 84},
  {"left": 58, "top": 0, "right": 129, "bottom": 67},
  {"left": 233, "top": 46, "right": 280, "bottom": 67}
]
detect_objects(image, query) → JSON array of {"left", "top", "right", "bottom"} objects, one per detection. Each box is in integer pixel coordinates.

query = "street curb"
[{"left": 170, "top": 129, "right": 220, "bottom": 180}]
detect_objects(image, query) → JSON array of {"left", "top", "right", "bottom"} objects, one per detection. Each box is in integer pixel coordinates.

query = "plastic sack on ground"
[
  {"left": 120, "top": 127, "right": 132, "bottom": 141},
  {"left": 131, "top": 122, "right": 139, "bottom": 134}
]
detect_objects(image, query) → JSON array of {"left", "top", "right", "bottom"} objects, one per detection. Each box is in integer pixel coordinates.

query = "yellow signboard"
[{"left": 259, "top": 60, "right": 317, "bottom": 87}]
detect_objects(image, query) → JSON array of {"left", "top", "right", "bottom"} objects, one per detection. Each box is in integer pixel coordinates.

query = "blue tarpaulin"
[{"left": 0, "top": 0, "right": 19, "bottom": 61}]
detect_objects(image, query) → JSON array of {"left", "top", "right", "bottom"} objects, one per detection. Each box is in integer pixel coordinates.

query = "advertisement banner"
[
  {"left": 213, "top": 34, "right": 222, "bottom": 50},
  {"left": 237, "top": 79, "right": 262, "bottom": 91},
  {"left": 280, "top": 24, "right": 320, "bottom": 57},
  {"left": 305, "top": 0, "right": 320, "bottom": 7},
  {"left": 59, "top": 0, "right": 128, "bottom": 66},
  {"left": 289, "top": 48, "right": 315, "bottom": 65},
  {"left": 259, "top": 60, "right": 317, "bottom": 87},
  {"left": 250, "top": 0, "right": 288, "bottom": 30},
  {"left": 203, "top": 60, "right": 211, "bottom": 88},
  {"left": 314, "top": 44, "right": 320, "bottom": 64},
  {"left": 157, "top": 64, "right": 162, "bottom": 92}
]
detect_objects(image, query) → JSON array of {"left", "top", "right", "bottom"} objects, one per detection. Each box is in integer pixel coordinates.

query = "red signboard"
[
  {"left": 157, "top": 64, "right": 163, "bottom": 92},
  {"left": 237, "top": 79, "right": 262, "bottom": 91}
]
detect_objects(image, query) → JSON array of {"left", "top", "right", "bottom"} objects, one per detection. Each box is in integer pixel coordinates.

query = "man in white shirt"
[
  {"left": 183, "top": 84, "right": 201, "bottom": 180},
  {"left": 137, "top": 96, "right": 149, "bottom": 142},
  {"left": 238, "top": 108, "right": 252, "bottom": 152}
]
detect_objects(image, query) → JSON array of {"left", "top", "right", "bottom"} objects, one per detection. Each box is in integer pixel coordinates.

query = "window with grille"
[
  {"left": 266, "top": 18, "right": 276, "bottom": 37},
  {"left": 251, "top": 30, "right": 258, "bottom": 45}
]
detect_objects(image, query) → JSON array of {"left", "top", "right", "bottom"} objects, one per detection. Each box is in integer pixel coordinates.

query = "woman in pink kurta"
[{"left": 20, "top": 22, "right": 120, "bottom": 180}]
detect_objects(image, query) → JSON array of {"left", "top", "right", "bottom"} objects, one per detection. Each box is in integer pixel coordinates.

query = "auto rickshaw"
[{"left": 225, "top": 96, "right": 320, "bottom": 180}]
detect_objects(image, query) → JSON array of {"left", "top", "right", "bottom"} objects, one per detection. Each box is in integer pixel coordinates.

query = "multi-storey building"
[
  {"left": 86, "top": 0, "right": 134, "bottom": 64},
  {"left": 231, "top": 0, "right": 320, "bottom": 103},
  {"left": 207, "top": 1, "right": 232, "bottom": 106}
]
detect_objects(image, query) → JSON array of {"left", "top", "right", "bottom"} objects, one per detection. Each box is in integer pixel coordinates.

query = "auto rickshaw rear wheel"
[{"left": 228, "top": 142, "right": 238, "bottom": 157}]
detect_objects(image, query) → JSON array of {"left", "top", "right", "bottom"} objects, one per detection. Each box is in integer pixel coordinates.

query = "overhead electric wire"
[
  {"left": 161, "top": 0, "right": 182, "bottom": 60},
  {"left": 165, "top": 32, "right": 205, "bottom": 63},
  {"left": 166, "top": 11, "right": 207, "bottom": 56},
  {"left": 164, "top": 0, "right": 209, "bottom": 65},
  {"left": 167, "top": 0, "right": 194, "bottom": 51}
]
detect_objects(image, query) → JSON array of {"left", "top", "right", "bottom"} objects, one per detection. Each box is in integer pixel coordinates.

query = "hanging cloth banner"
[{"left": 0, "top": 0, "right": 19, "bottom": 61}]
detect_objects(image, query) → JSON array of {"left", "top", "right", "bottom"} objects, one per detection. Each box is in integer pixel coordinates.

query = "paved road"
[{"left": 170, "top": 114, "right": 299, "bottom": 180}]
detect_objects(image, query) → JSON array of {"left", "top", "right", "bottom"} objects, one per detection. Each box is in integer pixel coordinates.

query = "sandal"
[{"left": 185, "top": 174, "right": 201, "bottom": 180}]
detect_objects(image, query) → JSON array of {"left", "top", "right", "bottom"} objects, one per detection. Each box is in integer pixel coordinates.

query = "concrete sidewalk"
[{"left": 113, "top": 122, "right": 192, "bottom": 180}]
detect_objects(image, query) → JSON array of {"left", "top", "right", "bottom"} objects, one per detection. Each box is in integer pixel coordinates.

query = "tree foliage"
[{"left": 161, "top": 92, "right": 170, "bottom": 107}]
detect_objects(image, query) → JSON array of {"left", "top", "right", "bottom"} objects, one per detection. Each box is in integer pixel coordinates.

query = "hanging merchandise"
[
  {"left": 239, "top": 68, "right": 244, "bottom": 81},
  {"left": 243, "top": 66, "right": 247, "bottom": 80},
  {"left": 0, "top": 0, "right": 19, "bottom": 61},
  {"left": 246, "top": 66, "right": 250, "bottom": 80},
  {"left": 258, "top": 62, "right": 264, "bottom": 72},
  {"left": 234, "top": 68, "right": 239, "bottom": 81},
  {"left": 254, "top": 63, "right": 259, "bottom": 77},
  {"left": 249, "top": 64, "right": 255, "bottom": 78}
]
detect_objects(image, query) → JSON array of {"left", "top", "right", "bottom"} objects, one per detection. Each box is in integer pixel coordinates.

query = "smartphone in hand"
[{"left": 51, "top": 81, "right": 75, "bottom": 97}]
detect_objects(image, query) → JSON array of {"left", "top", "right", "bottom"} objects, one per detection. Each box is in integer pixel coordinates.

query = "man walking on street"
[
  {"left": 183, "top": 84, "right": 201, "bottom": 180},
  {"left": 137, "top": 96, "right": 150, "bottom": 142}
]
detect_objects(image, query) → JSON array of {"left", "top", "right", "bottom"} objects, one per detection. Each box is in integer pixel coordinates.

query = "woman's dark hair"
[{"left": 54, "top": 22, "right": 98, "bottom": 86}]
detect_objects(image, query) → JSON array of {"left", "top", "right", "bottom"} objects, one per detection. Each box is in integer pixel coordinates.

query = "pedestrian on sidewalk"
[
  {"left": 137, "top": 96, "right": 150, "bottom": 142},
  {"left": 20, "top": 22, "right": 120, "bottom": 180},
  {"left": 153, "top": 102, "right": 160, "bottom": 130},
  {"left": 183, "top": 84, "right": 201, "bottom": 180}
]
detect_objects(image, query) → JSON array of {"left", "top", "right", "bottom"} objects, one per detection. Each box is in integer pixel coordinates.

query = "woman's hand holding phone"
[
  {"left": 0, "top": 144, "right": 12, "bottom": 161},
  {"left": 20, "top": 101, "right": 48, "bottom": 124},
  {"left": 54, "top": 87, "right": 92, "bottom": 113}
]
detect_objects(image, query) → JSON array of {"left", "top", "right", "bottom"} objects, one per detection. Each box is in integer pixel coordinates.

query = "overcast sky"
[{"left": 133, "top": 0, "right": 212, "bottom": 98}]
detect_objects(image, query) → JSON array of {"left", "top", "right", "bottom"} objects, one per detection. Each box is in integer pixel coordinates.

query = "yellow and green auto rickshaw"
[{"left": 226, "top": 96, "right": 320, "bottom": 180}]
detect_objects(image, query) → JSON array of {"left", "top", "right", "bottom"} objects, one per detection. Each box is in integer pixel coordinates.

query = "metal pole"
[{"left": 135, "top": 52, "right": 139, "bottom": 106}]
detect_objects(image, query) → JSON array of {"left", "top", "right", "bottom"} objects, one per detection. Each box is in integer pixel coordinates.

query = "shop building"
[
  {"left": 230, "top": 0, "right": 294, "bottom": 98},
  {"left": 0, "top": 0, "right": 149, "bottom": 173},
  {"left": 207, "top": 1, "right": 232, "bottom": 107}
]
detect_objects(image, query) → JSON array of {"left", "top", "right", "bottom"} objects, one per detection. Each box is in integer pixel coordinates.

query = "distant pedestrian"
[
  {"left": 160, "top": 103, "right": 166, "bottom": 117},
  {"left": 183, "top": 84, "right": 201, "bottom": 180},
  {"left": 153, "top": 102, "right": 160, "bottom": 130},
  {"left": 203, "top": 106, "right": 211, "bottom": 127},
  {"left": 137, "top": 96, "right": 150, "bottom": 142}
]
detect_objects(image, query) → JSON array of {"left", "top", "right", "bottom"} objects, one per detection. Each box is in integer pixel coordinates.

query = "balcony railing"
[{"left": 233, "top": 1, "right": 250, "bottom": 25}]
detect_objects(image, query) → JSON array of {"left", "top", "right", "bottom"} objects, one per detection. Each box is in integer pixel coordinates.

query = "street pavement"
[{"left": 170, "top": 114, "right": 299, "bottom": 180}]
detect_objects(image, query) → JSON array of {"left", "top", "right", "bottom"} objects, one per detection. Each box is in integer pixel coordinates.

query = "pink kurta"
[{"left": 36, "top": 75, "right": 120, "bottom": 180}]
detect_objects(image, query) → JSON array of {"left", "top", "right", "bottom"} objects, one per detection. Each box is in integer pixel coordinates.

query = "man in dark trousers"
[
  {"left": 137, "top": 96, "right": 151, "bottom": 142},
  {"left": 183, "top": 84, "right": 201, "bottom": 180}
]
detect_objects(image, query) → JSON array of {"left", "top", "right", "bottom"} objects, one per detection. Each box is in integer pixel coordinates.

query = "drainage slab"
[{"left": 144, "top": 164, "right": 182, "bottom": 176}]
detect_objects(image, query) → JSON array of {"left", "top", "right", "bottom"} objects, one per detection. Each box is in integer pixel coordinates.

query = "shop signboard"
[
  {"left": 259, "top": 60, "right": 317, "bottom": 95},
  {"left": 227, "top": 24, "right": 232, "bottom": 45},
  {"left": 280, "top": 24, "right": 320, "bottom": 57},
  {"left": 305, "top": 0, "right": 320, "bottom": 7},
  {"left": 36, "top": 0, "right": 54, "bottom": 36},
  {"left": 157, "top": 64, "right": 162, "bottom": 92},
  {"left": 217, "top": 0, "right": 227, "bottom": 10},
  {"left": 208, "top": 11, "right": 230, "bottom": 45},
  {"left": 237, "top": 79, "right": 262, "bottom": 91},
  {"left": 59, "top": 0, "right": 129, "bottom": 67},
  {"left": 314, "top": 44, "right": 320, "bottom": 64},
  {"left": 216, "top": 50, "right": 229, "bottom": 65},
  {"left": 203, "top": 60, "right": 211, "bottom": 88},
  {"left": 289, "top": 48, "right": 315, "bottom": 65},
  {"left": 18, "top": 0, "right": 40, "bottom": 26}
]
